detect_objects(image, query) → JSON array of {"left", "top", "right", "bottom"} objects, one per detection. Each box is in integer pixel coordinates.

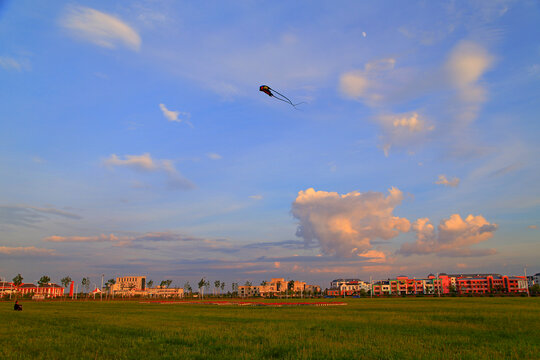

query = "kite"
[{"left": 259, "top": 85, "right": 305, "bottom": 108}]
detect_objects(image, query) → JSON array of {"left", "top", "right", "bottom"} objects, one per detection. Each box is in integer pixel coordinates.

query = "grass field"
[{"left": 1, "top": 297, "right": 539, "bottom": 359}]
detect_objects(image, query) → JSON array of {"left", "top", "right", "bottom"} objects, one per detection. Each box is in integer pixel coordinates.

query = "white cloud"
[
  {"left": 445, "top": 41, "right": 493, "bottom": 123},
  {"left": 159, "top": 103, "right": 191, "bottom": 125},
  {"left": 339, "top": 58, "right": 396, "bottom": 101},
  {"left": 249, "top": 195, "right": 263, "bottom": 200},
  {"left": 362, "top": 32, "right": 367, "bottom": 38},
  {"left": 291, "top": 187, "right": 410, "bottom": 257},
  {"left": 61, "top": 6, "right": 141, "bottom": 51},
  {"left": 399, "top": 214, "right": 498, "bottom": 257},
  {"left": 0, "top": 246, "right": 56, "bottom": 256},
  {"left": 377, "top": 112, "right": 435, "bottom": 156},
  {"left": 435, "top": 174, "right": 460, "bottom": 187},
  {"left": 103, "top": 153, "right": 195, "bottom": 189},
  {"left": 207, "top": 153, "right": 222, "bottom": 160},
  {"left": 339, "top": 71, "right": 369, "bottom": 98}
]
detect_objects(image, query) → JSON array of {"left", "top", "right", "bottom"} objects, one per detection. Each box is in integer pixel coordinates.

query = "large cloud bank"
[{"left": 291, "top": 187, "right": 410, "bottom": 257}]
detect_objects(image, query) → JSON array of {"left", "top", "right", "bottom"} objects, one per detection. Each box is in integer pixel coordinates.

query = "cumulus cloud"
[
  {"left": 291, "top": 187, "right": 410, "bottom": 257},
  {"left": 378, "top": 112, "right": 435, "bottom": 156},
  {"left": 159, "top": 103, "right": 191, "bottom": 126},
  {"left": 435, "top": 174, "right": 460, "bottom": 187},
  {"left": 399, "top": 214, "right": 498, "bottom": 257},
  {"left": 0, "top": 246, "right": 56, "bottom": 256},
  {"left": 61, "top": 6, "right": 141, "bottom": 51},
  {"left": 103, "top": 153, "right": 195, "bottom": 189}
]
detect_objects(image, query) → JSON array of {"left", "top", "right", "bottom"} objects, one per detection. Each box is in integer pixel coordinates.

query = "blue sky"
[{"left": 1, "top": 0, "right": 539, "bottom": 290}]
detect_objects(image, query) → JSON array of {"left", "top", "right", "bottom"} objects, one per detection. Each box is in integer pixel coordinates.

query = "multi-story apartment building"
[
  {"left": 456, "top": 275, "right": 527, "bottom": 294},
  {"left": 327, "top": 279, "right": 370, "bottom": 296},
  {"left": 238, "top": 278, "right": 320, "bottom": 297},
  {"left": 370, "top": 273, "right": 528, "bottom": 296},
  {"left": 527, "top": 273, "right": 540, "bottom": 287}
]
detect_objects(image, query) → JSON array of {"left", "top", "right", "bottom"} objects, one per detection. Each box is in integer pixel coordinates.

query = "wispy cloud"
[
  {"left": 61, "top": 6, "right": 141, "bottom": 51},
  {"left": 159, "top": 103, "right": 192, "bottom": 126},
  {"left": 207, "top": 153, "right": 222, "bottom": 160},
  {"left": 249, "top": 194, "right": 263, "bottom": 200},
  {"left": 0, "top": 56, "right": 30, "bottom": 71},
  {"left": 103, "top": 153, "right": 195, "bottom": 190},
  {"left": 528, "top": 225, "right": 538, "bottom": 230},
  {"left": 435, "top": 174, "right": 460, "bottom": 187},
  {"left": 44, "top": 234, "right": 119, "bottom": 243},
  {"left": 0, "top": 246, "right": 56, "bottom": 256},
  {"left": 0, "top": 205, "right": 81, "bottom": 228}
]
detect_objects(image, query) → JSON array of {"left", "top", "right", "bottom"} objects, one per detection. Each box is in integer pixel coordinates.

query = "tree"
[
  {"left": 160, "top": 280, "right": 172, "bottom": 288},
  {"left": 220, "top": 281, "right": 225, "bottom": 296},
  {"left": 147, "top": 280, "right": 154, "bottom": 288},
  {"left": 204, "top": 280, "right": 210, "bottom": 294},
  {"left": 81, "top": 277, "right": 90, "bottom": 296},
  {"left": 232, "top": 282, "right": 238, "bottom": 297},
  {"left": 104, "top": 278, "right": 116, "bottom": 290},
  {"left": 183, "top": 282, "right": 192, "bottom": 297},
  {"left": 61, "top": 276, "right": 72, "bottom": 288},
  {"left": 198, "top": 278, "right": 206, "bottom": 299},
  {"left": 529, "top": 284, "right": 540, "bottom": 296},
  {"left": 214, "top": 280, "right": 221, "bottom": 296},
  {"left": 13, "top": 274, "right": 23, "bottom": 286},
  {"left": 38, "top": 276, "right": 51, "bottom": 287},
  {"left": 288, "top": 280, "right": 295, "bottom": 291}
]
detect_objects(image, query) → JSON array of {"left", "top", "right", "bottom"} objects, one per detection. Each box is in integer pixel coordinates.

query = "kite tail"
[{"left": 269, "top": 87, "right": 305, "bottom": 109}]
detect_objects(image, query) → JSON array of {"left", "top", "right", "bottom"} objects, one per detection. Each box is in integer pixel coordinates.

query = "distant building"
[
  {"left": 146, "top": 286, "right": 184, "bottom": 298},
  {"left": 0, "top": 281, "right": 16, "bottom": 297},
  {"left": 110, "top": 276, "right": 146, "bottom": 295},
  {"left": 238, "top": 278, "right": 320, "bottom": 297},
  {"left": 328, "top": 279, "right": 370, "bottom": 296},
  {"left": 527, "top": 273, "right": 540, "bottom": 287},
  {"left": 108, "top": 276, "right": 183, "bottom": 298},
  {"left": 17, "top": 283, "right": 64, "bottom": 298},
  {"left": 370, "top": 273, "right": 528, "bottom": 295}
]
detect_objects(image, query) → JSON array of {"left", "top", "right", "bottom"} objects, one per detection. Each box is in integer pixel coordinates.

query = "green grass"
[{"left": 1, "top": 298, "right": 539, "bottom": 359}]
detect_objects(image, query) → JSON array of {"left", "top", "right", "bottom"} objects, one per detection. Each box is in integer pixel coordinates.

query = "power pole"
[
  {"left": 101, "top": 274, "right": 104, "bottom": 301},
  {"left": 370, "top": 276, "right": 372, "bottom": 299}
]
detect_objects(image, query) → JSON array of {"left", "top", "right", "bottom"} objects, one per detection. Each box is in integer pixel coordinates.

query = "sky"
[{"left": 1, "top": 0, "right": 539, "bottom": 290}]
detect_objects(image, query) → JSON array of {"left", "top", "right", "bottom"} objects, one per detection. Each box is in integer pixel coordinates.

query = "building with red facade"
[
  {"left": 370, "top": 273, "right": 528, "bottom": 296},
  {"left": 456, "top": 275, "right": 527, "bottom": 294},
  {"left": 1, "top": 281, "right": 64, "bottom": 298}
]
